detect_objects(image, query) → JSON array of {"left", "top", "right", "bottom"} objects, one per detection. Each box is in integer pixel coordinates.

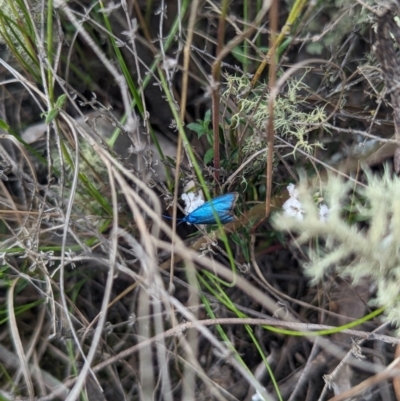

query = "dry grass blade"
[
  {"left": 2, "top": 0, "right": 400, "bottom": 399},
  {"left": 8, "top": 278, "right": 35, "bottom": 400}
]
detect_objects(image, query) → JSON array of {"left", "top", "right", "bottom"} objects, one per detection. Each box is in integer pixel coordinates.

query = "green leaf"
[
  {"left": 45, "top": 108, "right": 59, "bottom": 124},
  {"left": 55, "top": 94, "right": 67, "bottom": 109},
  {"left": 232, "top": 46, "right": 250, "bottom": 65},
  {"left": 188, "top": 110, "right": 213, "bottom": 139},
  {"left": 0, "top": 119, "right": 9, "bottom": 131},
  {"left": 306, "top": 42, "right": 323, "bottom": 55},
  {"left": 204, "top": 109, "right": 211, "bottom": 125},
  {"left": 187, "top": 122, "right": 205, "bottom": 136},
  {"left": 204, "top": 148, "right": 214, "bottom": 164}
]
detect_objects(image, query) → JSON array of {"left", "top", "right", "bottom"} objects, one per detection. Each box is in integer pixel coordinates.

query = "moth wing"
[
  {"left": 218, "top": 209, "right": 236, "bottom": 223},
  {"left": 185, "top": 192, "right": 238, "bottom": 224},
  {"left": 210, "top": 193, "right": 239, "bottom": 214},
  {"left": 185, "top": 202, "right": 218, "bottom": 224}
]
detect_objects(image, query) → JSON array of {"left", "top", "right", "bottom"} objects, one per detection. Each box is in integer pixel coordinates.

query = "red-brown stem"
[
  {"left": 211, "top": 0, "right": 229, "bottom": 190},
  {"left": 265, "top": 0, "right": 278, "bottom": 219}
]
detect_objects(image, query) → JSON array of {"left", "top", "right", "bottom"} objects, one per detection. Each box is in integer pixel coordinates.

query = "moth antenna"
[{"left": 162, "top": 215, "right": 184, "bottom": 222}]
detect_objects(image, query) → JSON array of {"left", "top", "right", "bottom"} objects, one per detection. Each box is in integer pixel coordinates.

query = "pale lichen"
[
  {"left": 222, "top": 75, "right": 326, "bottom": 176},
  {"left": 272, "top": 169, "right": 400, "bottom": 330}
]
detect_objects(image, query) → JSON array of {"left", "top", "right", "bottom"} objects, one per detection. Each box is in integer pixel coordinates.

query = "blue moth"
[{"left": 181, "top": 192, "right": 239, "bottom": 225}]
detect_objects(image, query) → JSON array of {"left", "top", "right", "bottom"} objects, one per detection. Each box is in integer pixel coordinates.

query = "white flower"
[
  {"left": 181, "top": 192, "right": 204, "bottom": 215},
  {"left": 319, "top": 204, "right": 329, "bottom": 221},
  {"left": 282, "top": 183, "right": 304, "bottom": 220},
  {"left": 286, "top": 182, "right": 299, "bottom": 198}
]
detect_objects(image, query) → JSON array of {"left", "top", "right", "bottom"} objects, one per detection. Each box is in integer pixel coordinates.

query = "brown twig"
[
  {"left": 374, "top": 5, "right": 400, "bottom": 173},
  {"left": 265, "top": 0, "right": 278, "bottom": 220},
  {"left": 210, "top": 0, "right": 229, "bottom": 186},
  {"left": 327, "top": 356, "right": 400, "bottom": 401},
  {"left": 209, "top": 1, "right": 270, "bottom": 187},
  {"left": 247, "top": 0, "right": 309, "bottom": 92}
]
